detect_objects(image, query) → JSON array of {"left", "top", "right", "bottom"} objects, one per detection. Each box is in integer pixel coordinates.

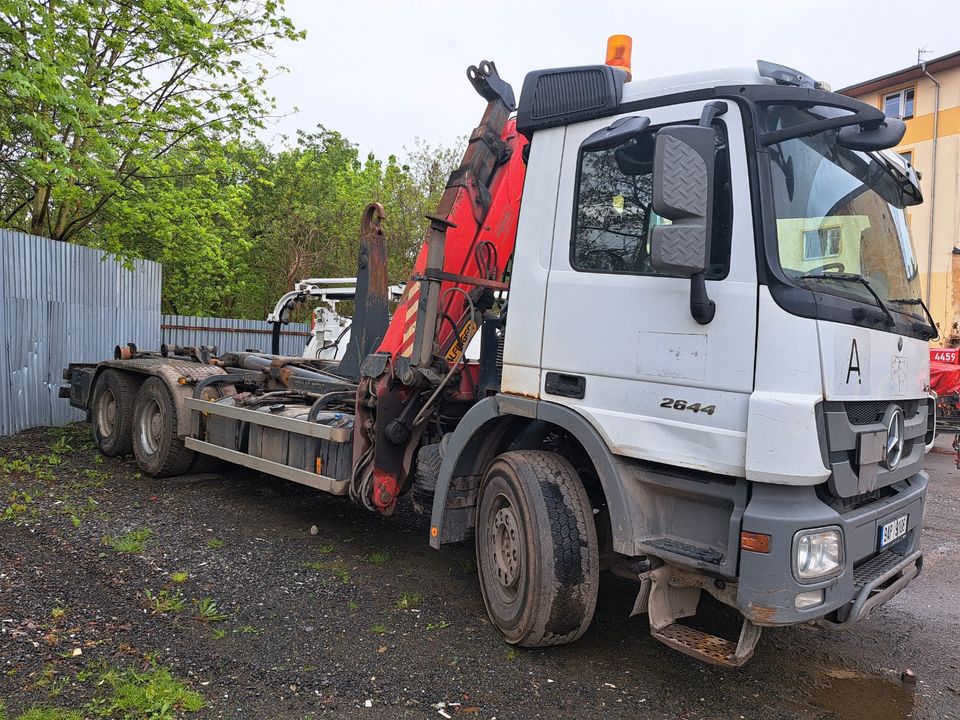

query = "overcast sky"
[{"left": 262, "top": 0, "right": 960, "bottom": 159}]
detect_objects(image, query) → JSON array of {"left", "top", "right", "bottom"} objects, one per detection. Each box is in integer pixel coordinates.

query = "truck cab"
[{"left": 431, "top": 59, "right": 932, "bottom": 665}]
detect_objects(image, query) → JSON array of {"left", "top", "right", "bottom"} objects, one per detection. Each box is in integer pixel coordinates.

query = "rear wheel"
[
  {"left": 132, "top": 377, "right": 194, "bottom": 477},
  {"left": 90, "top": 370, "right": 140, "bottom": 456},
  {"left": 476, "top": 450, "right": 599, "bottom": 647}
]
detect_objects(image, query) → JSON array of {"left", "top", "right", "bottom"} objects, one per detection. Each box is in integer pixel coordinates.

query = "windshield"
[{"left": 765, "top": 105, "right": 922, "bottom": 311}]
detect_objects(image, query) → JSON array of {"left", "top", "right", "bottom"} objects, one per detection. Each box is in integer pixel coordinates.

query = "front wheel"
[
  {"left": 132, "top": 377, "right": 194, "bottom": 477},
  {"left": 476, "top": 450, "right": 599, "bottom": 647}
]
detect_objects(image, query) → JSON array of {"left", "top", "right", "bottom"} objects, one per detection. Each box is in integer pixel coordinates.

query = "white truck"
[{"left": 64, "top": 41, "right": 935, "bottom": 667}]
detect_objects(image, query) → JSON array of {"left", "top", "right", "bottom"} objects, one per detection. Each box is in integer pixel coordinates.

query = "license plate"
[{"left": 879, "top": 514, "right": 908, "bottom": 550}]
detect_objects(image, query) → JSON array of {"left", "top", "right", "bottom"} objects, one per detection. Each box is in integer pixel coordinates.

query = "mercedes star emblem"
[{"left": 883, "top": 405, "right": 905, "bottom": 470}]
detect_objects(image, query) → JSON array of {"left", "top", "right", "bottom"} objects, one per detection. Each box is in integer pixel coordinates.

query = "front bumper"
[
  {"left": 815, "top": 549, "right": 922, "bottom": 629},
  {"left": 736, "top": 472, "right": 926, "bottom": 626}
]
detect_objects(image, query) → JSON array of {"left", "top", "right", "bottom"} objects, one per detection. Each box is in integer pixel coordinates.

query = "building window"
[
  {"left": 883, "top": 87, "right": 915, "bottom": 120},
  {"left": 803, "top": 227, "right": 841, "bottom": 260}
]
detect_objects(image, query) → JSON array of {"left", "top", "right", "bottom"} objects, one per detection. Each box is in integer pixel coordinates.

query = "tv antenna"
[{"left": 918, "top": 46, "right": 934, "bottom": 65}]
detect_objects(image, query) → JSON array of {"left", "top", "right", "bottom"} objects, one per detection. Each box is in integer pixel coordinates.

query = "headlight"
[{"left": 793, "top": 528, "right": 843, "bottom": 581}]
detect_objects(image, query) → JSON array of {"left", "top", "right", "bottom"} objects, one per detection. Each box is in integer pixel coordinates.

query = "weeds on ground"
[
  {"left": 206, "top": 538, "right": 224, "bottom": 549},
  {"left": 50, "top": 607, "right": 66, "bottom": 620},
  {"left": 371, "top": 624, "right": 388, "bottom": 635},
  {"left": 1, "top": 489, "right": 40, "bottom": 524},
  {"left": 102, "top": 528, "right": 153, "bottom": 553},
  {"left": 302, "top": 559, "right": 339, "bottom": 571},
  {"left": 193, "top": 597, "right": 229, "bottom": 622},
  {"left": 144, "top": 589, "right": 186, "bottom": 615},
  {"left": 9, "top": 659, "right": 203, "bottom": 720},
  {"left": 170, "top": 571, "right": 189, "bottom": 584},
  {"left": 396, "top": 593, "right": 422, "bottom": 610},
  {"left": 12, "top": 706, "right": 82, "bottom": 720},
  {"left": 366, "top": 551, "right": 390, "bottom": 566},
  {"left": 347, "top": 600, "right": 359, "bottom": 611},
  {"left": 237, "top": 625, "right": 261, "bottom": 635},
  {"left": 303, "top": 559, "right": 350, "bottom": 583},
  {"left": 426, "top": 619, "right": 450, "bottom": 630},
  {"left": 318, "top": 544, "right": 335, "bottom": 555},
  {"left": 92, "top": 663, "right": 204, "bottom": 717}
]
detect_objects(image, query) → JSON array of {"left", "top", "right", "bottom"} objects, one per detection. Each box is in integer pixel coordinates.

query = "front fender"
[{"left": 429, "top": 394, "right": 638, "bottom": 553}]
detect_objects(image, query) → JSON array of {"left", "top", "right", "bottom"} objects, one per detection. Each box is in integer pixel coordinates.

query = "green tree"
[
  {"left": 92, "top": 138, "right": 253, "bottom": 316},
  {"left": 231, "top": 129, "right": 463, "bottom": 320},
  {"left": 0, "top": 0, "right": 303, "bottom": 241}
]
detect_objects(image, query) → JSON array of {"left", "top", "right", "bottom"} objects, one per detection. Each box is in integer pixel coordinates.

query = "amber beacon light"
[{"left": 605, "top": 34, "right": 633, "bottom": 80}]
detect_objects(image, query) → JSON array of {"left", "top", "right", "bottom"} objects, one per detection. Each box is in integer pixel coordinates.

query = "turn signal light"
[
  {"left": 740, "top": 531, "right": 771, "bottom": 554},
  {"left": 605, "top": 34, "right": 633, "bottom": 81}
]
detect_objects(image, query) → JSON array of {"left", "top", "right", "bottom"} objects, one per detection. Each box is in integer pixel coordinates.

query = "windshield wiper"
[
  {"left": 798, "top": 273, "right": 895, "bottom": 328},
  {"left": 889, "top": 296, "right": 939, "bottom": 340}
]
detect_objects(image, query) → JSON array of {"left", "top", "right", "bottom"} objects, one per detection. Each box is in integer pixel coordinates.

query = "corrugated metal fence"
[
  {"left": 0, "top": 230, "right": 161, "bottom": 435},
  {"left": 161, "top": 316, "right": 310, "bottom": 356}
]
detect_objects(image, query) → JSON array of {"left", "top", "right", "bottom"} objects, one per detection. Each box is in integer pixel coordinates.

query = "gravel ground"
[{"left": 1, "top": 423, "right": 958, "bottom": 719}]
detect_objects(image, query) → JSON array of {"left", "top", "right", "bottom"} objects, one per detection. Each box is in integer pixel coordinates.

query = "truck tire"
[
  {"left": 132, "top": 377, "right": 195, "bottom": 477},
  {"left": 475, "top": 450, "right": 599, "bottom": 647},
  {"left": 91, "top": 370, "right": 140, "bottom": 456},
  {"left": 411, "top": 443, "right": 442, "bottom": 515}
]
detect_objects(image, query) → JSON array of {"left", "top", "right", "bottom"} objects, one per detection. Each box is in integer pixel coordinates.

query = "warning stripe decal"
[{"left": 398, "top": 281, "right": 420, "bottom": 357}]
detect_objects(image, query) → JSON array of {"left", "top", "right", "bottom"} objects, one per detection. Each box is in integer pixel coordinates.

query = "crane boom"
[{"left": 352, "top": 61, "right": 527, "bottom": 514}]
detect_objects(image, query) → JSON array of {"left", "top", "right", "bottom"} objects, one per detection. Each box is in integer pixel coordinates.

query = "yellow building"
[{"left": 840, "top": 51, "right": 960, "bottom": 346}]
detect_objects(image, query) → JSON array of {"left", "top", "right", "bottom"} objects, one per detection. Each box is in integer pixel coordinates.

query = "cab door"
[{"left": 539, "top": 100, "right": 758, "bottom": 477}]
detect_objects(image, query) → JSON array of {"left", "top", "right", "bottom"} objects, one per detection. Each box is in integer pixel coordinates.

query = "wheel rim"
[
  {"left": 139, "top": 397, "right": 163, "bottom": 455},
  {"left": 487, "top": 493, "right": 524, "bottom": 602},
  {"left": 95, "top": 388, "right": 117, "bottom": 438}
]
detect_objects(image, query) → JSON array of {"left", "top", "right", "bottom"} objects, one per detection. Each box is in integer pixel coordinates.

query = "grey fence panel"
[
  {"left": 0, "top": 230, "right": 161, "bottom": 436},
  {"left": 161, "top": 315, "right": 310, "bottom": 357}
]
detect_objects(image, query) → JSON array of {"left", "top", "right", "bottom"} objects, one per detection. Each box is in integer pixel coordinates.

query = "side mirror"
[
  {"left": 651, "top": 124, "right": 717, "bottom": 324},
  {"left": 836, "top": 117, "right": 905, "bottom": 151}
]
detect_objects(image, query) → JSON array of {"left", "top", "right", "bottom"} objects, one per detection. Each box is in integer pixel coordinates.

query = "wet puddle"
[{"left": 811, "top": 670, "right": 916, "bottom": 720}]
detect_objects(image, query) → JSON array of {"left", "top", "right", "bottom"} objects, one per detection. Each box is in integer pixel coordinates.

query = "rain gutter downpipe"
[{"left": 921, "top": 60, "right": 940, "bottom": 306}]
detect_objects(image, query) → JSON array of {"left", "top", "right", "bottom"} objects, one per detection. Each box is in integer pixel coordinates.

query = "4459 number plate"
[{"left": 879, "top": 514, "right": 908, "bottom": 550}]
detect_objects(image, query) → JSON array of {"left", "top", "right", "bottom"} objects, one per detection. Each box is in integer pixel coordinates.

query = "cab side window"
[{"left": 571, "top": 122, "right": 732, "bottom": 278}]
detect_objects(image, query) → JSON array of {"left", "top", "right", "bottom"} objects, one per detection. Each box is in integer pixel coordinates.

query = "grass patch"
[
  {"left": 94, "top": 664, "right": 204, "bottom": 717},
  {"left": 371, "top": 624, "right": 387, "bottom": 635},
  {"left": 102, "top": 528, "right": 153, "bottom": 554},
  {"left": 318, "top": 544, "right": 335, "bottom": 555},
  {"left": 9, "top": 661, "right": 203, "bottom": 720},
  {"left": 169, "top": 571, "right": 189, "bottom": 584},
  {"left": 426, "top": 619, "right": 450, "bottom": 631},
  {"left": 206, "top": 538, "right": 224, "bottom": 550},
  {"left": 14, "top": 707, "right": 82, "bottom": 720},
  {"left": 396, "top": 593, "right": 422, "bottom": 610},
  {"left": 366, "top": 551, "right": 390, "bottom": 566},
  {"left": 144, "top": 589, "right": 186, "bottom": 615},
  {"left": 237, "top": 625, "right": 261, "bottom": 635},
  {"left": 347, "top": 600, "right": 359, "bottom": 611},
  {"left": 50, "top": 607, "right": 66, "bottom": 620},
  {"left": 193, "top": 597, "right": 229, "bottom": 623}
]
